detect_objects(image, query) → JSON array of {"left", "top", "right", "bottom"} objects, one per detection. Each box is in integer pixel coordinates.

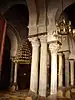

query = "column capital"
[
  {"left": 69, "top": 59, "right": 74, "bottom": 61},
  {"left": 10, "top": 56, "right": 15, "bottom": 62},
  {"left": 39, "top": 35, "right": 47, "bottom": 43},
  {"left": 63, "top": 51, "right": 70, "bottom": 59},
  {"left": 28, "top": 37, "right": 40, "bottom": 47},
  {"left": 58, "top": 52, "right": 63, "bottom": 56},
  {"left": 49, "top": 42, "right": 60, "bottom": 53}
]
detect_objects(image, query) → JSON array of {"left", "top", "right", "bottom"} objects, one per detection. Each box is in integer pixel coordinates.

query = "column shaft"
[
  {"left": 58, "top": 52, "right": 63, "bottom": 87},
  {"left": 51, "top": 52, "right": 57, "bottom": 95},
  {"left": 64, "top": 52, "right": 70, "bottom": 87},
  {"left": 70, "top": 60, "right": 74, "bottom": 86},
  {"left": 49, "top": 43, "right": 60, "bottom": 95},
  {"left": 39, "top": 35, "right": 47, "bottom": 97},
  {"left": 10, "top": 60, "right": 14, "bottom": 84},
  {"left": 14, "top": 62, "right": 18, "bottom": 83},
  {"left": 29, "top": 37, "right": 40, "bottom": 93}
]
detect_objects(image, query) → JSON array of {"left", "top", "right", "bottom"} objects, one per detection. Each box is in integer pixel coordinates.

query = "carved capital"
[
  {"left": 58, "top": 52, "right": 63, "bottom": 56},
  {"left": 63, "top": 51, "right": 70, "bottom": 59},
  {"left": 49, "top": 42, "right": 60, "bottom": 53},
  {"left": 39, "top": 35, "right": 47, "bottom": 43},
  {"left": 28, "top": 37, "right": 40, "bottom": 47}
]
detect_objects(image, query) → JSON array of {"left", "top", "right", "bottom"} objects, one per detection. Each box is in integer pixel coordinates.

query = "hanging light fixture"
[{"left": 56, "top": 0, "right": 72, "bottom": 35}]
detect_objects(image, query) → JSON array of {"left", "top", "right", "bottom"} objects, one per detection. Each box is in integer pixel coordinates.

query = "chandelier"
[
  {"left": 56, "top": 0, "right": 73, "bottom": 35},
  {"left": 56, "top": 19, "right": 72, "bottom": 35}
]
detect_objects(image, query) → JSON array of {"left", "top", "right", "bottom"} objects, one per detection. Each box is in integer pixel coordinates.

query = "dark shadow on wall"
[{"left": 0, "top": 34, "right": 11, "bottom": 90}]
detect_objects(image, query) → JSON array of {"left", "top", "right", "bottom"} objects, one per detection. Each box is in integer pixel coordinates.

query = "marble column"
[
  {"left": 10, "top": 62, "right": 18, "bottom": 91},
  {"left": 10, "top": 58, "right": 14, "bottom": 84},
  {"left": 63, "top": 51, "right": 70, "bottom": 87},
  {"left": 49, "top": 42, "right": 60, "bottom": 95},
  {"left": 70, "top": 60, "right": 74, "bottom": 86},
  {"left": 39, "top": 35, "right": 47, "bottom": 97},
  {"left": 29, "top": 37, "right": 40, "bottom": 94},
  {"left": 58, "top": 52, "right": 63, "bottom": 87},
  {"left": 9, "top": 57, "right": 14, "bottom": 91},
  {"left": 63, "top": 51, "right": 70, "bottom": 98},
  {"left": 14, "top": 62, "right": 18, "bottom": 84}
]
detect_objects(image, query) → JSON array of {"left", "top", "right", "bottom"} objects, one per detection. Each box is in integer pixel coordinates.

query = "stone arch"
[
  {"left": 26, "top": 0, "right": 37, "bottom": 26},
  {"left": 47, "top": 0, "right": 59, "bottom": 41},
  {"left": 6, "top": 23, "right": 20, "bottom": 57},
  {"left": 26, "top": 0, "right": 38, "bottom": 36},
  {"left": 2, "top": 1, "right": 31, "bottom": 56},
  {"left": 0, "top": 0, "right": 37, "bottom": 36},
  {"left": 0, "top": 1, "right": 27, "bottom": 14},
  {"left": 47, "top": 0, "right": 75, "bottom": 42},
  {"left": 55, "top": 0, "right": 75, "bottom": 21},
  {"left": 47, "top": 0, "right": 75, "bottom": 27}
]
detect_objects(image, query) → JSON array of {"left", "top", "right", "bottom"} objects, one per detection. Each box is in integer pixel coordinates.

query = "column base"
[
  {"left": 71, "top": 86, "right": 75, "bottom": 92},
  {"left": 9, "top": 83, "right": 18, "bottom": 92},
  {"left": 57, "top": 87, "right": 71, "bottom": 99},
  {"left": 65, "top": 87, "right": 71, "bottom": 99},
  {"left": 71, "top": 88, "right": 75, "bottom": 92},
  {"left": 28, "top": 90, "right": 37, "bottom": 100},
  {"left": 37, "top": 96, "right": 46, "bottom": 100},
  {"left": 58, "top": 90, "right": 63, "bottom": 98},
  {"left": 57, "top": 87, "right": 66, "bottom": 98},
  {"left": 25, "top": 97, "right": 32, "bottom": 100},
  {"left": 47, "top": 94, "right": 57, "bottom": 100}
]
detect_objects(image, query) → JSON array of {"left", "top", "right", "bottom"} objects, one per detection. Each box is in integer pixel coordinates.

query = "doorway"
[{"left": 17, "top": 64, "right": 31, "bottom": 90}]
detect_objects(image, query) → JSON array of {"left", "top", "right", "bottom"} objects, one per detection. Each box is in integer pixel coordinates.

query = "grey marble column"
[
  {"left": 29, "top": 37, "right": 40, "bottom": 94},
  {"left": 10, "top": 58, "right": 14, "bottom": 84},
  {"left": 58, "top": 52, "right": 63, "bottom": 87},
  {"left": 39, "top": 35, "right": 47, "bottom": 97},
  {"left": 70, "top": 60, "right": 74, "bottom": 86},
  {"left": 63, "top": 51, "right": 70, "bottom": 87}
]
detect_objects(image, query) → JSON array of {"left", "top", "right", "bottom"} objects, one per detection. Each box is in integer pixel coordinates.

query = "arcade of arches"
[{"left": 1, "top": 0, "right": 75, "bottom": 99}]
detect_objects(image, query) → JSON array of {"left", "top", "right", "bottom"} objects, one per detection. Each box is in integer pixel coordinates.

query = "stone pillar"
[
  {"left": 11, "top": 62, "right": 18, "bottom": 91},
  {"left": 63, "top": 51, "right": 70, "bottom": 98},
  {"left": 63, "top": 51, "right": 70, "bottom": 87},
  {"left": 29, "top": 37, "right": 40, "bottom": 94},
  {"left": 39, "top": 35, "right": 47, "bottom": 97},
  {"left": 9, "top": 57, "right": 14, "bottom": 91},
  {"left": 49, "top": 42, "right": 60, "bottom": 96},
  {"left": 58, "top": 52, "right": 64, "bottom": 98},
  {"left": 58, "top": 52, "right": 63, "bottom": 87},
  {"left": 70, "top": 60, "right": 74, "bottom": 86},
  {"left": 14, "top": 62, "right": 18, "bottom": 84},
  {"left": 10, "top": 58, "right": 14, "bottom": 84}
]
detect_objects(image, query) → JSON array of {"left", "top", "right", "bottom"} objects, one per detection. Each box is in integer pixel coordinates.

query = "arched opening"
[
  {"left": 0, "top": 3, "right": 32, "bottom": 91},
  {"left": 58, "top": 3, "right": 75, "bottom": 29},
  {"left": 64, "top": 3, "right": 75, "bottom": 28},
  {"left": 63, "top": 3, "right": 75, "bottom": 86},
  {"left": 57, "top": 3, "right": 75, "bottom": 87}
]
